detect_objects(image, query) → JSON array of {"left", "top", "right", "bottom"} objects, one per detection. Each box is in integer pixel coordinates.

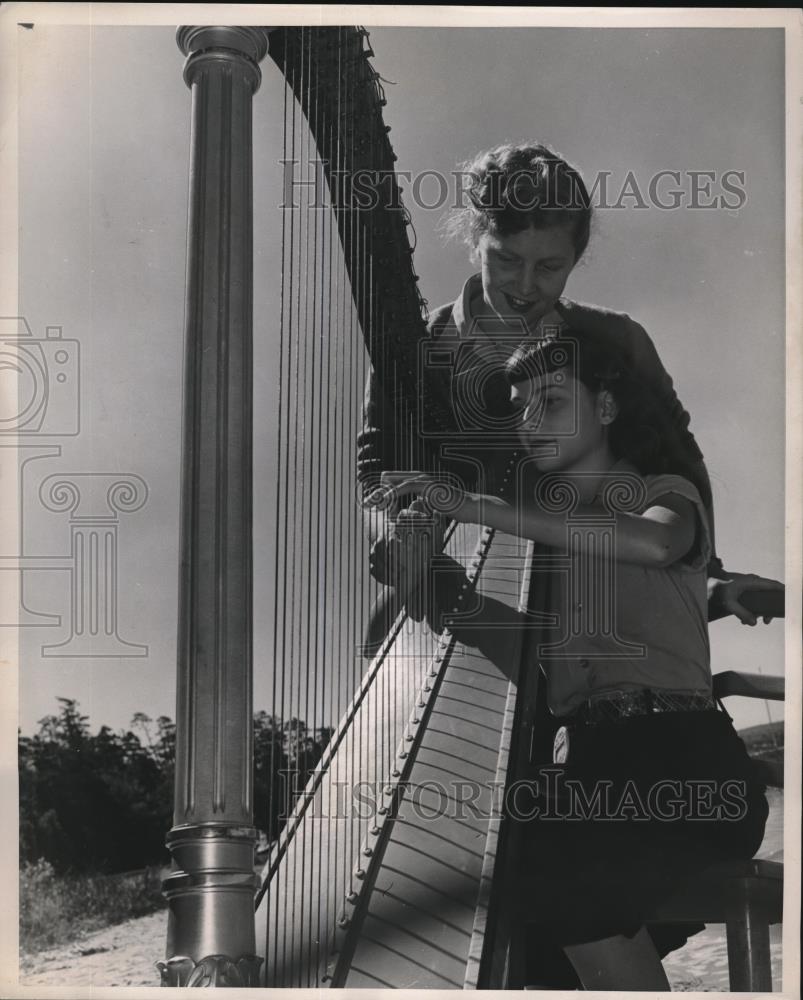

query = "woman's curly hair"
[{"left": 446, "top": 142, "right": 593, "bottom": 262}]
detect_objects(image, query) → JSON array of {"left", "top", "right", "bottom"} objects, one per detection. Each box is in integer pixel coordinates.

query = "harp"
[{"left": 160, "top": 24, "right": 545, "bottom": 989}]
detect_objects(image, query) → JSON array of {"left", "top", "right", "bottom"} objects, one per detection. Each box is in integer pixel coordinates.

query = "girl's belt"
[
  {"left": 553, "top": 690, "right": 717, "bottom": 763},
  {"left": 573, "top": 689, "right": 716, "bottom": 726}
]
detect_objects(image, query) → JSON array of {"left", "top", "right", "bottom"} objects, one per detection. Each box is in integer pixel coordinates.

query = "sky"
[{"left": 4, "top": 14, "right": 789, "bottom": 739}]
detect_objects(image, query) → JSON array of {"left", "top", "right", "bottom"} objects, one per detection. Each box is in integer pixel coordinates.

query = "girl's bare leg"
[{"left": 562, "top": 926, "right": 670, "bottom": 991}]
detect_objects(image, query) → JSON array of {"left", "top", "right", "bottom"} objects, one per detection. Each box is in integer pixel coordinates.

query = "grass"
[{"left": 20, "top": 859, "right": 167, "bottom": 956}]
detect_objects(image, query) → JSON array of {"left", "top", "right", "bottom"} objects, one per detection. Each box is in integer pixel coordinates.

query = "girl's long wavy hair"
[{"left": 505, "top": 330, "right": 706, "bottom": 496}]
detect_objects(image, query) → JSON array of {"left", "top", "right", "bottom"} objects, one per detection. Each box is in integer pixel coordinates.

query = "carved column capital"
[{"left": 176, "top": 26, "right": 271, "bottom": 91}]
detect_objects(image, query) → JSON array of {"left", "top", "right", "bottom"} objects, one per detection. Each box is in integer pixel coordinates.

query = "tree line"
[{"left": 19, "top": 698, "right": 332, "bottom": 874}]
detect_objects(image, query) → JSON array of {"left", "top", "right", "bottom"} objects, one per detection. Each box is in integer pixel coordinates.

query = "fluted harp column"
[{"left": 159, "top": 26, "right": 270, "bottom": 989}]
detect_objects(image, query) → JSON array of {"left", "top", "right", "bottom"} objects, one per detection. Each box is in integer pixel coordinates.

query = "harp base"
[
  {"left": 160, "top": 824, "right": 261, "bottom": 987},
  {"left": 157, "top": 954, "right": 263, "bottom": 988}
]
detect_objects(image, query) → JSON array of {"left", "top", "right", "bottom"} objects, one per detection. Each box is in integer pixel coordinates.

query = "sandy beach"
[
  {"left": 19, "top": 910, "right": 165, "bottom": 989},
  {"left": 17, "top": 907, "right": 782, "bottom": 991},
  {"left": 18, "top": 789, "right": 783, "bottom": 991}
]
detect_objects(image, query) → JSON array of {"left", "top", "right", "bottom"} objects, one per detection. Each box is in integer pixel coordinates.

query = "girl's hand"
[
  {"left": 369, "top": 471, "right": 477, "bottom": 522},
  {"left": 367, "top": 493, "right": 448, "bottom": 592},
  {"left": 708, "top": 572, "right": 785, "bottom": 626}
]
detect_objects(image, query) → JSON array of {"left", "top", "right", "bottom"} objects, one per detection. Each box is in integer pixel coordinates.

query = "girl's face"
[
  {"left": 476, "top": 225, "right": 577, "bottom": 331},
  {"left": 511, "top": 369, "right": 614, "bottom": 473}
]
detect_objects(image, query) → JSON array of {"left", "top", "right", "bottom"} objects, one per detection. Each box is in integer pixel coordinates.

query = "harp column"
[{"left": 159, "top": 26, "right": 270, "bottom": 988}]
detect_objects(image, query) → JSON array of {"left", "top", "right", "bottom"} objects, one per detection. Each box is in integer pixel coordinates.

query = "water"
[{"left": 663, "top": 786, "right": 784, "bottom": 991}]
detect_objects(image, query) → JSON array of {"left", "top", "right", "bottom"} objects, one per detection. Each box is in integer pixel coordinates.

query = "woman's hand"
[
  {"left": 708, "top": 572, "right": 785, "bottom": 626},
  {"left": 368, "top": 471, "right": 479, "bottom": 522},
  {"left": 366, "top": 484, "right": 450, "bottom": 593}
]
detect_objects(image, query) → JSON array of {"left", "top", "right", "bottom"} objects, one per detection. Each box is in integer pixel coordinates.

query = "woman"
[
  {"left": 379, "top": 331, "right": 770, "bottom": 989},
  {"left": 358, "top": 142, "right": 782, "bottom": 625}
]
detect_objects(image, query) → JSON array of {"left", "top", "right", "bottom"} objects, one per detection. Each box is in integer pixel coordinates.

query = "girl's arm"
[
  {"left": 462, "top": 494, "right": 696, "bottom": 568},
  {"left": 458, "top": 491, "right": 695, "bottom": 569},
  {"left": 381, "top": 474, "right": 696, "bottom": 570}
]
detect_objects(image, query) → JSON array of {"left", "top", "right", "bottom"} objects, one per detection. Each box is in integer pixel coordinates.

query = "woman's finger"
[
  {"left": 408, "top": 497, "right": 434, "bottom": 516},
  {"left": 365, "top": 486, "right": 396, "bottom": 509},
  {"left": 722, "top": 593, "right": 758, "bottom": 626}
]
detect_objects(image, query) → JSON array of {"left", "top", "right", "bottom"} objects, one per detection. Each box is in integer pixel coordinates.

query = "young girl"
[{"left": 380, "top": 332, "right": 770, "bottom": 989}]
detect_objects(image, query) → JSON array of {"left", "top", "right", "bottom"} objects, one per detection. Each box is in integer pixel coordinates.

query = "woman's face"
[{"left": 476, "top": 224, "right": 577, "bottom": 331}]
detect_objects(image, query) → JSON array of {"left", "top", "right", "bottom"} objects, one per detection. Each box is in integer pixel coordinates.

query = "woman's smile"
[
  {"left": 477, "top": 226, "right": 577, "bottom": 331},
  {"left": 503, "top": 291, "right": 539, "bottom": 314}
]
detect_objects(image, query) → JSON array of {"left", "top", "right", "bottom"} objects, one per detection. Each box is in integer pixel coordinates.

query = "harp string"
[
  {"left": 259, "top": 28, "right": 454, "bottom": 984},
  {"left": 282, "top": 23, "right": 297, "bottom": 978},
  {"left": 317, "top": 25, "right": 333, "bottom": 975},
  {"left": 268, "top": 23, "right": 288, "bottom": 982},
  {"left": 294, "top": 25, "right": 308, "bottom": 969},
  {"left": 337, "top": 23, "right": 351, "bottom": 935},
  {"left": 308, "top": 21, "right": 323, "bottom": 969},
  {"left": 345, "top": 23, "right": 360, "bottom": 926},
  {"left": 333, "top": 27, "right": 352, "bottom": 971},
  {"left": 291, "top": 25, "right": 304, "bottom": 976},
  {"left": 305, "top": 21, "right": 317, "bottom": 972}
]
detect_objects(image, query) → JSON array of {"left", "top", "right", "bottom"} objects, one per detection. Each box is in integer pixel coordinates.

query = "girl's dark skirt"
[{"left": 512, "top": 708, "right": 768, "bottom": 983}]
